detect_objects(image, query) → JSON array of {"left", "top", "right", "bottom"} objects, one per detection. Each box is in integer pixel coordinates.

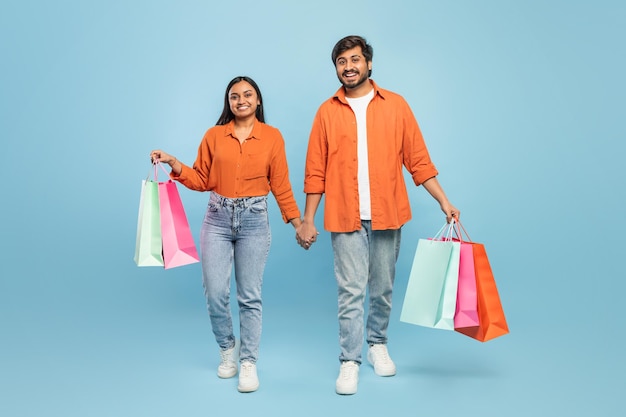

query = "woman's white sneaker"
[
  {"left": 217, "top": 339, "right": 239, "bottom": 378},
  {"left": 335, "top": 361, "right": 359, "bottom": 395},
  {"left": 367, "top": 344, "right": 396, "bottom": 376},
  {"left": 237, "top": 361, "right": 259, "bottom": 393}
]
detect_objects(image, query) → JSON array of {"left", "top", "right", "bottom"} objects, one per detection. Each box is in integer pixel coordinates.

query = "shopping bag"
[
  {"left": 400, "top": 223, "right": 460, "bottom": 330},
  {"left": 134, "top": 175, "right": 164, "bottom": 267},
  {"left": 454, "top": 221, "right": 509, "bottom": 342},
  {"left": 134, "top": 162, "right": 199, "bottom": 269},
  {"left": 158, "top": 177, "right": 200, "bottom": 269},
  {"left": 453, "top": 233, "right": 479, "bottom": 328}
]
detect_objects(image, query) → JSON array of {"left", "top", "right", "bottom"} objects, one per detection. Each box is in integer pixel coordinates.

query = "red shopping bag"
[{"left": 454, "top": 222, "right": 509, "bottom": 342}]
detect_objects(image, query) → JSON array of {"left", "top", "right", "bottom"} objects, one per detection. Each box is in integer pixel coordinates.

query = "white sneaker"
[
  {"left": 217, "top": 339, "right": 239, "bottom": 378},
  {"left": 335, "top": 361, "right": 359, "bottom": 395},
  {"left": 367, "top": 344, "right": 396, "bottom": 376},
  {"left": 237, "top": 361, "right": 259, "bottom": 393}
]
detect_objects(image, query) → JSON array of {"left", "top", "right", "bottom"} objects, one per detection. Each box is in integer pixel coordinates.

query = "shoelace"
[
  {"left": 372, "top": 346, "right": 391, "bottom": 363},
  {"left": 240, "top": 362, "right": 254, "bottom": 377},
  {"left": 340, "top": 362, "right": 358, "bottom": 379},
  {"left": 220, "top": 348, "right": 234, "bottom": 365}
]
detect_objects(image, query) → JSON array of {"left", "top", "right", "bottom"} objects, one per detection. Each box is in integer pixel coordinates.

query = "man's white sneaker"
[
  {"left": 217, "top": 339, "right": 239, "bottom": 379},
  {"left": 367, "top": 344, "right": 396, "bottom": 376},
  {"left": 237, "top": 361, "right": 259, "bottom": 393},
  {"left": 335, "top": 361, "right": 359, "bottom": 395}
]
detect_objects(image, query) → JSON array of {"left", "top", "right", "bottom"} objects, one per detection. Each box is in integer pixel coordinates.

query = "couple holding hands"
[{"left": 149, "top": 35, "right": 459, "bottom": 395}]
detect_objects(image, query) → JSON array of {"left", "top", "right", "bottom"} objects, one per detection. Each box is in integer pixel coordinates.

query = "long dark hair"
[
  {"left": 331, "top": 35, "right": 374, "bottom": 77},
  {"left": 216, "top": 76, "right": 265, "bottom": 125}
]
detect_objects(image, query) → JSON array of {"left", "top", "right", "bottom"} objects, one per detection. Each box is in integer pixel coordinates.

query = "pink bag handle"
[
  {"left": 144, "top": 161, "right": 173, "bottom": 182},
  {"left": 452, "top": 220, "right": 473, "bottom": 243}
]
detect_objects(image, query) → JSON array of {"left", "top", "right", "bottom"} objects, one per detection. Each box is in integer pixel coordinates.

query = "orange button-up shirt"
[
  {"left": 304, "top": 80, "right": 438, "bottom": 232},
  {"left": 173, "top": 120, "right": 301, "bottom": 223}
]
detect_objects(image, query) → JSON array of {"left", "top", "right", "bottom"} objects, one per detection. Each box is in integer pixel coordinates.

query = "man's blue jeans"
[
  {"left": 200, "top": 192, "right": 271, "bottom": 364},
  {"left": 331, "top": 220, "right": 401, "bottom": 364}
]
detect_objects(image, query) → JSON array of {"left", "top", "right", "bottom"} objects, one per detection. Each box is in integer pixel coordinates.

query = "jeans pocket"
[{"left": 249, "top": 201, "right": 267, "bottom": 214}]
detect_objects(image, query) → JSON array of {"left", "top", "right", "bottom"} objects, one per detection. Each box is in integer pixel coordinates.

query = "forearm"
[
  {"left": 421, "top": 177, "right": 449, "bottom": 206},
  {"left": 303, "top": 193, "right": 322, "bottom": 223}
]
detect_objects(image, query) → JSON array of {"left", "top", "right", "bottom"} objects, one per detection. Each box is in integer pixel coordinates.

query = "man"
[{"left": 296, "top": 35, "right": 459, "bottom": 395}]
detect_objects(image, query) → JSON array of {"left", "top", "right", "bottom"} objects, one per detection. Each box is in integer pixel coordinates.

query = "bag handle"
[
  {"left": 144, "top": 161, "right": 173, "bottom": 182},
  {"left": 452, "top": 219, "right": 472, "bottom": 242},
  {"left": 432, "top": 219, "right": 457, "bottom": 242}
]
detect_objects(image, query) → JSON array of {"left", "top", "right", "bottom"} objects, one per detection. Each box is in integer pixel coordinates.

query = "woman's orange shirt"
[{"left": 172, "top": 120, "right": 301, "bottom": 223}]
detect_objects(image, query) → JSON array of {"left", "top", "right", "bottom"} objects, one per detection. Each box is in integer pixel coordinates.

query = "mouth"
[
  {"left": 236, "top": 105, "right": 251, "bottom": 111},
  {"left": 343, "top": 71, "right": 359, "bottom": 81}
]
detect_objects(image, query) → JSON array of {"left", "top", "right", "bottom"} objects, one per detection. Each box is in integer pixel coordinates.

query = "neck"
[
  {"left": 345, "top": 79, "right": 373, "bottom": 98},
  {"left": 234, "top": 115, "right": 256, "bottom": 128}
]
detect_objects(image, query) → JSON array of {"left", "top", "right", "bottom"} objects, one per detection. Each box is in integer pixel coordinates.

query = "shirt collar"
[
  {"left": 223, "top": 118, "right": 262, "bottom": 140},
  {"left": 333, "top": 79, "right": 385, "bottom": 104}
]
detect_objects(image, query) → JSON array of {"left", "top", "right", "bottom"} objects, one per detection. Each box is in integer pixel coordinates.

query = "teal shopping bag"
[
  {"left": 134, "top": 177, "right": 164, "bottom": 266},
  {"left": 400, "top": 224, "right": 460, "bottom": 330}
]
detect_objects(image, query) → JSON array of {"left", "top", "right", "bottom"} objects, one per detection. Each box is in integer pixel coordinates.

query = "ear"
[{"left": 368, "top": 62, "right": 372, "bottom": 71}]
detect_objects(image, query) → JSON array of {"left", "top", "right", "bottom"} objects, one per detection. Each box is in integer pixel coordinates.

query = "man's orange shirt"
[
  {"left": 304, "top": 80, "right": 438, "bottom": 232},
  {"left": 173, "top": 120, "right": 301, "bottom": 223}
]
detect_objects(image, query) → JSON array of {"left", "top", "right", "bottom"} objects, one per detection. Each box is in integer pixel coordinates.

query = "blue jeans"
[
  {"left": 200, "top": 192, "right": 271, "bottom": 364},
  {"left": 331, "top": 221, "right": 401, "bottom": 364}
]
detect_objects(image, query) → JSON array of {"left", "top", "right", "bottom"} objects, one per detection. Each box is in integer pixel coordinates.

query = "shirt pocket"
[{"left": 244, "top": 152, "right": 269, "bottom": 180}]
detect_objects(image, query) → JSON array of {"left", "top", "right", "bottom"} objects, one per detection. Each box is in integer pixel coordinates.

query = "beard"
[{"left": 338, "top": 70, "right": 369, "bottom": 90}]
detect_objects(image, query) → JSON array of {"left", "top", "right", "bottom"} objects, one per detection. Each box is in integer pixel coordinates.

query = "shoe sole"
[
  {"left": 336, "top": 387, "right": 357, "bottom": 395},
  {"left": 237, "top": 383, "right": 259, "bottom": 393},
  {"left": 217, "top": 368, "right": 237, "bottom": 379}
]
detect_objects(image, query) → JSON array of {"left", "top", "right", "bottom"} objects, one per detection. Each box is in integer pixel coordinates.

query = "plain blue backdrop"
[{"left": 1, "top": 1, "right": 624, "bottom": 416}]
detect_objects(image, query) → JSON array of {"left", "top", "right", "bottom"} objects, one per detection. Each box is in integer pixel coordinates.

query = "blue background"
[{"left": 1, "top": 0, "right": 624, "bottom": 416}]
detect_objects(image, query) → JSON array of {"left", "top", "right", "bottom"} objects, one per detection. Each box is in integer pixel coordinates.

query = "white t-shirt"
[{"left": 346, "top": 88, "right": 375, "bottom": 220}]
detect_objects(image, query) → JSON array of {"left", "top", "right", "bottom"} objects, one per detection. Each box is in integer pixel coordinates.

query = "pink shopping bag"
[
  {"left": 155, "top": 163, "right": 200, "bottom": 269},
  {"left": 453, "top": 238, "right": 479, "bottom": 328}
]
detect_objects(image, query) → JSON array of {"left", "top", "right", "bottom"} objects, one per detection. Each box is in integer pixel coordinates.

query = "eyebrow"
[
  {"left": 230, "top": 89, "right": 254, "bottom": 95},
  {"left": 337, "top": 54, "right": 362, "bottom": 61}
]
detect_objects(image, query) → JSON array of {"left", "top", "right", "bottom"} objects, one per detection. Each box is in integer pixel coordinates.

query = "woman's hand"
[{"left": 150, "top": 150, "right": 176, "bottom": 165}]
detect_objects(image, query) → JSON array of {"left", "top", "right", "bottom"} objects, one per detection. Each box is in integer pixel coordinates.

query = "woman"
[{"left": 150, "top": 76, "right": 302, "bottom": 393}]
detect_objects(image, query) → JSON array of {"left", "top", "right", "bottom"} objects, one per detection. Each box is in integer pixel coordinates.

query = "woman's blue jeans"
[
  {"left": 331, "top": 221, "right": 401, "bottom": 364},
  {"left": 200, "top": 192, "right": 271, "bottom": 364}
]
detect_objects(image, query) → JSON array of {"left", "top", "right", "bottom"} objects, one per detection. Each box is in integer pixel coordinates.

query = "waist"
[{"left": 209, "top": 192, "right": 267, "bottom": 208}]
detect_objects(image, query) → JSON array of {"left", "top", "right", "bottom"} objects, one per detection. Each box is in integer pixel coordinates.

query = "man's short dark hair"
[{"left": 331, "top": 35, "right": 374, "bottom": 76}]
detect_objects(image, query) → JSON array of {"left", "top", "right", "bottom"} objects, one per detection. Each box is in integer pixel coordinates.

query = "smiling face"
[
  {"left": 228, "top": 81, "right": 260, "bottom": 120},
  {"left": 334, "top": 46, "right": 372, "bottom": 97}
]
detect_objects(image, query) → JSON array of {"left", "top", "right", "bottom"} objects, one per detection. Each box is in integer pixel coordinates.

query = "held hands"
[{"left": 295, "top": 220, "right": 319, "bottom": 250}]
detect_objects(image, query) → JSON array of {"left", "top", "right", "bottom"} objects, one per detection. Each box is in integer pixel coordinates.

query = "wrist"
[{"left": 290, "top": 218, "right": 303, "bottom": 228}]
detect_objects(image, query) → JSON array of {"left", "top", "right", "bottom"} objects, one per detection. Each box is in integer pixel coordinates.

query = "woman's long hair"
[{"left": 216, "top": 76, "right": 265, "bottom": 125}]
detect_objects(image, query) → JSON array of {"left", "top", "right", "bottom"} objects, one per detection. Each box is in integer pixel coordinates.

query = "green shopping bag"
[
  {"left": 400, "top": 223, "right": 460, "bottom": 330},
  {"left": 134, "top": 175, "right": 164, "bottom": 266}
]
